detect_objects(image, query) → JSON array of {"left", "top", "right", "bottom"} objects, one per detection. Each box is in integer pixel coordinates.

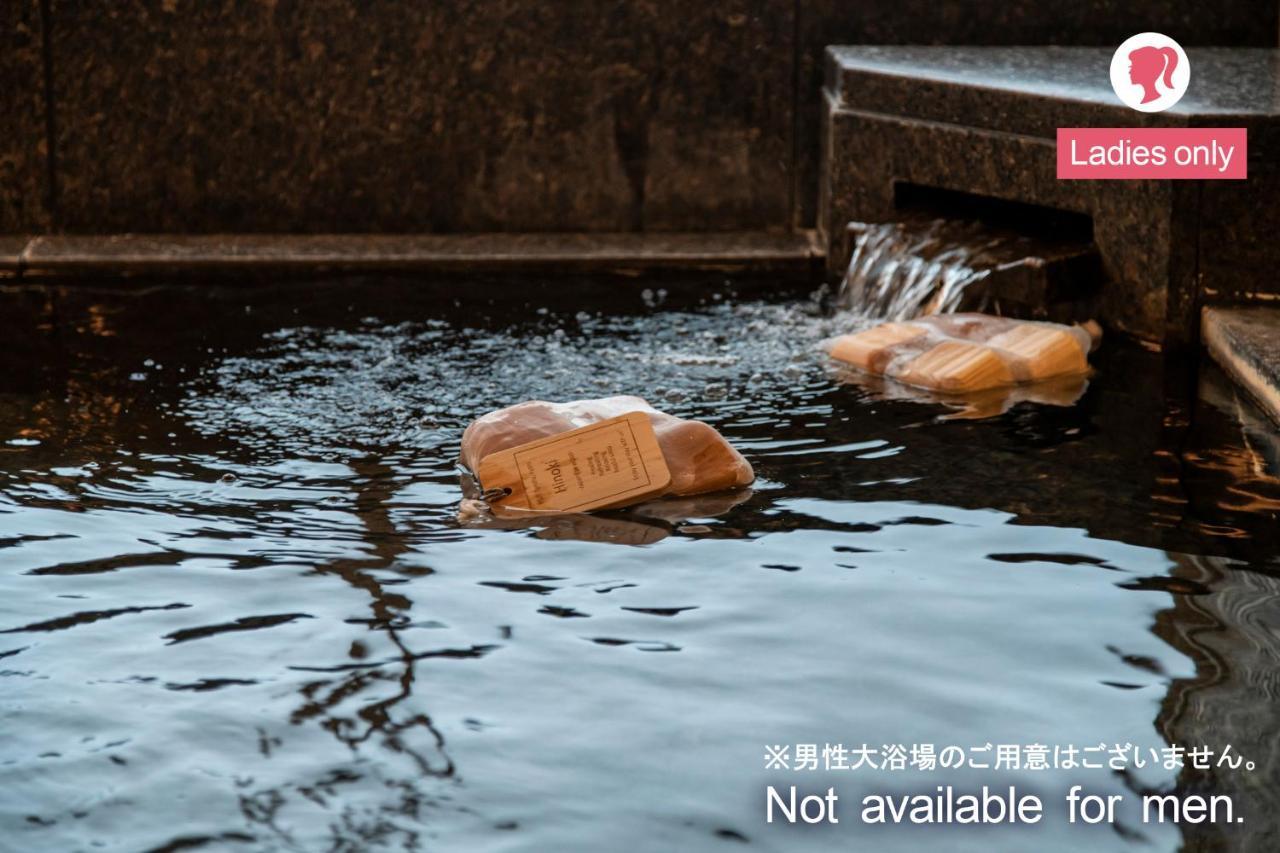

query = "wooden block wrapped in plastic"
[
  {"left": 893, "top": 339, "right": 1015, "bottom": 393},
  {"left": 459, "top": 396, "right": 754, "bottom": 517},
  {"left": 826, "top": 314, "right": 1099, "bottom": 394},
  {"left": 827, "top": 322, "right": 926, "bottom": 374}
]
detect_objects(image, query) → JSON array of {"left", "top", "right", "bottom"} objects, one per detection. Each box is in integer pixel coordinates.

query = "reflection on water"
[{"left": 1, "top": 279, "right": 1278, "bottom": 852}]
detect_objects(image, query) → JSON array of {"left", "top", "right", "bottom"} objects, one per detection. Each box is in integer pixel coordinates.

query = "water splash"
[
  {"left": 182, "top": 300, "right": 843, "bottom": 457},
  {"left": 835, "top": 218, "right": 1035, "bottom": 321}
]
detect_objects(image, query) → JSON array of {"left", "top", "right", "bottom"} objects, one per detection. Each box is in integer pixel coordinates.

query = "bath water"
[{"left": 1, "top": 278, "right": 1277, "bottom": 852}]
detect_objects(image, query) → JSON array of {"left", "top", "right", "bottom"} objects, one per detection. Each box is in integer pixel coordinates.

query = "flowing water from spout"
[{"left": 836, "top": 218, "right": 1037, "bottom": 320}]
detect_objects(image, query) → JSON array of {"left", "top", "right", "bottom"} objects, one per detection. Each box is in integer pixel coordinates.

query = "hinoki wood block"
[
  {"left": 460, "top": 396, "right": 755, "bottom": 512},
  {"left": 827, "top": 314, "right": 1098, "bottom": 394}
]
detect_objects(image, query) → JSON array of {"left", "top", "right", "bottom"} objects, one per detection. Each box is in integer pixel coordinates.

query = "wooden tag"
[{"left": 475, "top": 412, "right": 672, "bottom": 514}]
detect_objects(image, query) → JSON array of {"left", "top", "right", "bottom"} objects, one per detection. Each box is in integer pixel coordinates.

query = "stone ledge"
[
  {"left": 14, "top": 232, "right": 822, "bottom": 278},
  {"left": 826, "top": 46, "right": 1280, "bottom": 141},
  {"left": 1202, "top": 306, "right": 1280, "bottom": 427}
]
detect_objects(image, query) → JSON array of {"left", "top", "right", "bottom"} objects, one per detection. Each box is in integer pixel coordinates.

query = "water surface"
[{"left": 2, "top": 278, "right": 1278, "bottom": 852}]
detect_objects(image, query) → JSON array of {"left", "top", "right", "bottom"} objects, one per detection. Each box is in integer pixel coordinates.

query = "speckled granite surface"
[
  {"left": 5, "top": 3, "right": 1280, "bottom": 237},
  {"left": 0, "top": 1, "right": 48, "bottom": 233},
  {"left": 820, "top": 46, "right": 1280, "bottom": 343},
  {"left": 46, "top": 0, "right": 794, "bottom": 234},
  {"left": 1203, "top": 307, "right": 1280, "bottom": 426},
  {"left": 6, "top": 2, "right": 1280, "bottom": 236},
  {"left": 0, "top": 236, "right": 28, "bottom": 273},
  {"left": 790, "top": 2, "right": 1280, "bottom": 227},
  {"left": 16, "top": 232, "right": 820, "bottom": 275},
  {"left": 1199, "top": 114, "right": 1280, "bottom": 310},
  {"left": 827, "top": 47, "right": 1280, "bottom": 134}
]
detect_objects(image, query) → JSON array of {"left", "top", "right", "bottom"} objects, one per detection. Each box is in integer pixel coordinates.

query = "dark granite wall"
[
  {"left": 1198, "top": 117, "right": 1280, "bottom": 307},
  {"left": 1, "top": 1, "right": 50, "bottom": 234},
  {"left": 44, "top": 0, "right": 794, "bottom": 234},
  {"left": 2, "top": 1, "right": 1278, "bottom": 234}
]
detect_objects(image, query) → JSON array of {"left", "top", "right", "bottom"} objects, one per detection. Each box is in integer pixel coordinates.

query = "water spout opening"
[
  {"left": 836, "top": 186, "right": 1100, "bottom": 323},
  {"left": 892, "top": 183, "right": 1094, "bottom": 242}
]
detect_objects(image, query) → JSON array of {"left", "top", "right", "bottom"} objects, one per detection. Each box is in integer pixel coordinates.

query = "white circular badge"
[{"left": 1110, "top": 33, "right": 1190, "bottom": 112}]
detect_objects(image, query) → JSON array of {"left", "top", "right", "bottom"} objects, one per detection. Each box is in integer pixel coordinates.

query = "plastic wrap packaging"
[
  {"left": 456, "top": 489, "right": 754, "bottom": 546},
  {"left": 827, "top": 314, "right": 1100, "bottom": 394},
  {"left": 458, "top": 396, "right": 754, "bottom": 527},
  {"left": 825, "top": 314, "right": 1101, "bottom": 418}
]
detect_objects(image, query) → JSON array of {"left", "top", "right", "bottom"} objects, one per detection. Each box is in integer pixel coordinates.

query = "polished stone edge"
[
  {"left": 1202, "top": 306, "right": 1280, "bottom": 427},
  {"left": 14, "top": 232, "right": 824, "bottom": 278},
  {"left": 826, "top": 46, "right": 1280, "bottom": 142}
]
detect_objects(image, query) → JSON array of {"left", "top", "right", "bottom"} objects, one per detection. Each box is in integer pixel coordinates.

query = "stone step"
[
  {"left": 1202, "top": 306, "right": 1280, "bottom": 427},
  {"left": 826, "top": 46, "right": 1276, "bottom": 138},
  {"left": 9, "top": 232, "right": 822, "bottom": 279}
]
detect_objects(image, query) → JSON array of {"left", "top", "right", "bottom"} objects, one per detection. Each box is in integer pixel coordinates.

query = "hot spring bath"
[{"left": 1, "top": 277, "right": 1277, "bottom": 852}]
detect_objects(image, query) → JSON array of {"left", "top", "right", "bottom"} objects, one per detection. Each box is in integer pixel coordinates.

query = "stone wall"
[
  {"left": 4, "top": 1, "right": 1277, "bottom": 235},
  {"left": 0, "top": 1, "right": 49, "bottom": 234}
]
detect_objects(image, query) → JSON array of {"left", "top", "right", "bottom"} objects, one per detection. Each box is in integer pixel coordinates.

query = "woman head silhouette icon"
[
  {"left": 1110, "top": 33, "right": 1189, "bottom": 112},
  {"left": 1128, "top": 45, "right": 1179, "bottom": 104}
]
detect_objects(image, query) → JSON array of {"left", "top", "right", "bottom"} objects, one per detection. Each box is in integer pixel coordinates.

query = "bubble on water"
[{"left": 641, "top": 288, "right": 668, "bottom": 309}]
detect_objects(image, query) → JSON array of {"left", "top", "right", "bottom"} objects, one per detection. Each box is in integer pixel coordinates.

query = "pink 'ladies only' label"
[{"left": 1057, "top": 128, "right": 1247, "bottom": 179}]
